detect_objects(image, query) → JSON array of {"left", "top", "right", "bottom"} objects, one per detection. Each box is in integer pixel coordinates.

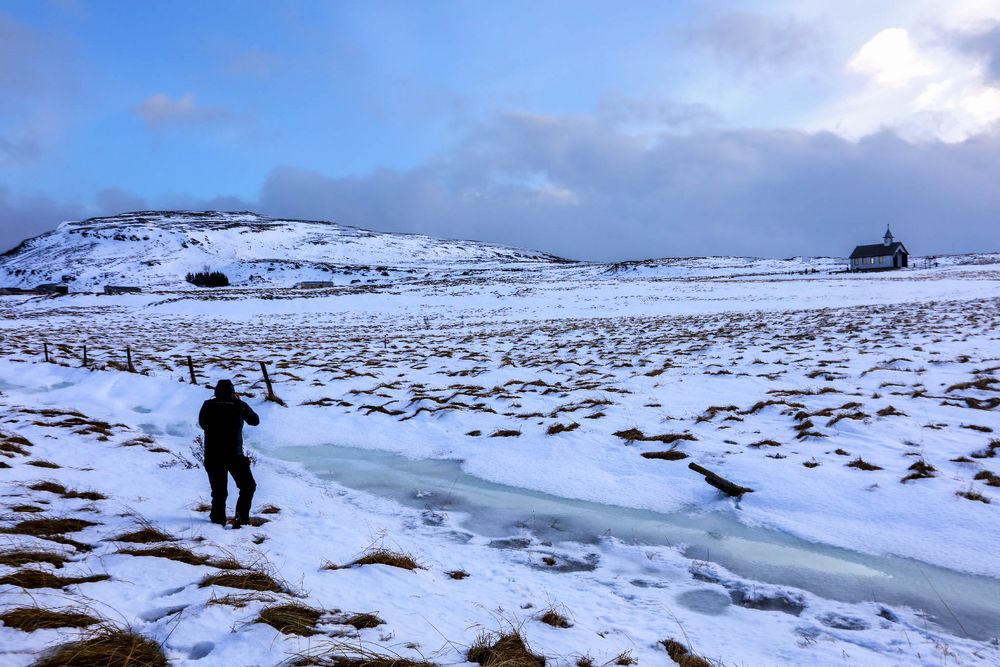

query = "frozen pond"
[{"left": 269, "top": 443, "right": 1000, "bottom": 640}]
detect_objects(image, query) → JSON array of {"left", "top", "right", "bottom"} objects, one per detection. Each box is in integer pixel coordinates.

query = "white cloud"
[
  {"left": 812, "top": 26, "right": 1000, "bottom": 142},
  {"left": 848, "top": 28, "right": 937, "bottom": 85},
  {"left": 132, "top": 92, "right": 235, "bottom": 131}
]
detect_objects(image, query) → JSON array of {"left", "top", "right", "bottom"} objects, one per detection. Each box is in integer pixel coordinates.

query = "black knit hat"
[{"left": 214, "top": 379, "right": 235, "bottom": 398}]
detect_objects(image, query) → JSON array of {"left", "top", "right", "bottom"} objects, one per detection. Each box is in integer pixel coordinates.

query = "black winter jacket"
[{"left": 198, "top": 397, "right": 260, "bottom": 460}]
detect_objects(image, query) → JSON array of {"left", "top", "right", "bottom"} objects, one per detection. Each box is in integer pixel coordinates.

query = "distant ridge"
[{"left": 0, "top": 210, "right": 568, "bottom": 289}]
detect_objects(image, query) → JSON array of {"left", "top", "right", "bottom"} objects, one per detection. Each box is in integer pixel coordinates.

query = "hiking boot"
[{"left": 229, "top": 517, "right": 243, "bottom": 530}]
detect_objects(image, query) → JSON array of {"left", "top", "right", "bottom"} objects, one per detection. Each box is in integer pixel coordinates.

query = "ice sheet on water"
[{"left": 268, "top": 442, "right": 1000, "bottom": 640}]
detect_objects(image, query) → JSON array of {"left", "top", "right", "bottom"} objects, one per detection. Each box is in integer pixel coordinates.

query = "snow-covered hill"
[
  {"left": 0, "top": 211, "right": 568, "bottom": 289},
  {"left": 3, "top": 210, "right": 998, "bottom": 291}
]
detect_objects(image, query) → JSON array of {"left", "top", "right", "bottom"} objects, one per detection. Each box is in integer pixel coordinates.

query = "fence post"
[
  {"left": 82, "top": 345, "right": 88, "bottom": 367},
  {"left": 43, "top": 342, "right": 50, "bottom": 363},
  {"left": 259, "top": 360, "right": 284, "bottom": 405},
  {"left": 126, "top": 346, "right": 136, "bottom": 373},
  {"left": 187, "top": 356, "right": 197, "bottom": 384}
]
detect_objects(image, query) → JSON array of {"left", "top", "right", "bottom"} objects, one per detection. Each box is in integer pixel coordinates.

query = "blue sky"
[{"left": 2, "top": 1, "right": 1000, "bottom": 259}]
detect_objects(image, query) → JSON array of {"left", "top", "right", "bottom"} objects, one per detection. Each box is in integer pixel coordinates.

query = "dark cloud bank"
[
  {"left": 255, "top": 114, "right": 1000, "bottom": 260},
  {"left": 3, "top": 114, "right": 1000, "bottom": 260}
]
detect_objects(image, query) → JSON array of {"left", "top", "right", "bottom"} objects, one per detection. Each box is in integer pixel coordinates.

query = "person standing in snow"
[{"left": 198, "top": 379, "right": 260, "bottom": 529}]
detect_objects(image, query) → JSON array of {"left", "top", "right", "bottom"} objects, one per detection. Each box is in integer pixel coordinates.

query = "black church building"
[{"left": 850, "top": 227, "right": 909, "bottom": 271}]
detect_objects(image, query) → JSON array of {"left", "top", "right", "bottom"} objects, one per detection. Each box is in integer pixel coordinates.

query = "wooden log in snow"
[{"left": 688, "top": 462, "right": 753, "bottom": 497}]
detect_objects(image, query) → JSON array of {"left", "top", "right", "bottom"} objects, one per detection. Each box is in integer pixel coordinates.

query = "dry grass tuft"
[
  {"left": 0, "top": 606, "right": 99, "bottom": 631},
  {"left": 350, "top": 548, "right": 421, "bottom": 571},
  {"left": 974, "top": 470, "right": 1000, "bottom": 487},
  {"left": 956, "top": 489, "right": 991, "bottom": 504},
  {"left": 27, "top": 460, "right": 61, "bottom": 469},
  {"left": 28, "top": 480, "right": 68, "bottom": 495},
  {"left": 876, "top": 405, "right": 907, "bottom": 417},
  {"left": 5, "top": 517, "right": 97, "bottom": 536},
  {"left": 466, "top": 430, "right": 482, "bottom": 437},
  {"left": 260, "top": 504, "right": 281, "bottom": 514},
  {"left": 0, "top": 568, "right": 109, "bottom": 589},
  {"left": 33, "top": 626, "right": 166, "bottom": 667},
  {"left": 846, "top": 457, "right": 882, "bottom": 471},
  {"left": 490, "top": 429, "right": 522, "bottom": 438},
  {"left": 111, "top": 527, "right": 174, "bottom": 544},
  {"left": 546, "top": 422, "right": 579, "bottom": 436},
  {"left": 748, "top": 439, "right": 781, "bottom": 448},
  {"left": 117, "top": 545, "right": 210, "bottom": 566},
  {"left": 661, "top": 639, "right": 713, "bottom": 667},
  {"left": 901, "top": 460, "right": 936, "bottom": 483},
  {"left": 614, "top": 429, "right": 696, "bottom": 444},
  {"left": 446, "top": 570, "right": 469, "bottom": 580},
  {"left": 641, "top": 450, "right": 688, "bottom": 461},
  {"left": 258, "top": 603, "right": 323, "bottom": 636},
  {"left": 468, "top": 631, "right": 545, "bottom": 667},
  {"left": 27, "top": 481, "right": 105, "bottom": 501},
  {"left": 0, "top": 549, "right": 69, "bottom": 568},
  {"left": 343, "top": 612, "right": 383, "bottom": 629},
  {"left": 538, "top": 607, "right": 571, "bottom": 628},
  {"left": 613, "top": 651, "right": 636, "bottom": 666},
  {"left": 200, "top": 569, "right": 288, "bottom": 593},
  {"left": 290, "top": 645, "right": 434, "bottom": 667}
]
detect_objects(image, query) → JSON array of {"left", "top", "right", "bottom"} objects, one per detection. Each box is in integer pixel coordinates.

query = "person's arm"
[
  {"left": 198, "top": 401, "right": 210, "bottom": 430},
  {"left": 241, "top": 401, "right": 260, "bottom": 426}
]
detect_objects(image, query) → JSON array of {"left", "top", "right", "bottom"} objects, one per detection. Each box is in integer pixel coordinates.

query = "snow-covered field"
[{"left": 2, "top": 223, "right": 1000, "bottom": 665}]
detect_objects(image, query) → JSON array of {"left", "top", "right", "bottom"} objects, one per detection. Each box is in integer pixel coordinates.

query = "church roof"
[{"left": 850, "top": 241, "right": 907, "bottom": 259}]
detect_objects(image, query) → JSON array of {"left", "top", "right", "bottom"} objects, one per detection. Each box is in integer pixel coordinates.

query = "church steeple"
[{"left": 883, "top": 225, "right": 894, "bottom": 246}]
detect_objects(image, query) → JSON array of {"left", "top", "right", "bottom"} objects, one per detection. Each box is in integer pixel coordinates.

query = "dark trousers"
[{"left": 205, "top": 455, "right": 256, "bottom": 523}]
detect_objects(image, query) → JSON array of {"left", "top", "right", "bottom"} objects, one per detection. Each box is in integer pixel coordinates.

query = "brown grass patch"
[
  {"left": 28, "top": 481, "right": 107, "bottom": 501},
  {"left": 350, "top": 548, "right": 421, "bottom": 571},
  {"left": 974, "top": 470, "right": 1000, "bottom": 487},
  {"left": 200, "top": 569, "right": 288, "bottom": 593},
  {"left": 749, "top": 439, "right": 781, "bottom": 448},
  {"left": 803, "top": 460, "right": 820, "bottom": 468},
  {"left": 468, "top": 631, "right": 545, "bottom": 667},
  {"left": 111, "top": 527, "right": 174, "bottom": 543},
  {"left": 27, "top": 459, "right": 61, "bottom": 469},
  {"left": 641, "top": 450, "right": 688, "bottom": 461},
  {"left": 847, "top": 458, "right": 882, "bottom": 471},
  {"left": 539, "top": 608, "right": 571, "bottom": 628},
  {"left": 258, "top": 603, "right": 323, "bottom": 636},
  {"left": 0, "top": 606, "right": 99, "bottom": 631},
  {"left": 613, "top": 652, "right": 636, "bottom": 666},
  {"left": 827, "top": 411, "right": 869, "bottom": 427},
  {"left": 466, "top": 430, "right": 482, "bottom": 437},
  {"left": 901, "top": 460, "right": 936, "bottom": 483},
  {"left": 0, "top": 549, "right": 69, "bottom": 568},
  {"left": 6, "top": 517, "right": 97, "bottom": 536},
  {"left": 260, "top": 504, "right": 281, "bottom": 514},
  {"left": 344, "top": 612, "right": 383, "bottom": 629},
  {"left": 877, "top": 405, "right": 907, "bottom": 417},
  {"left": 971, "top": 440, "right": 1000, "bottom": 459},
  {"left": 546, "top": 422, "right": 579, "bottom": 436},
  {"left": 117, "top": 545, "right": 210, "bottom": 566},
  {"left": 446, "top": 569, "right": 469, "bottom": 580},
  {"left": 33, "top": 627, "right": 166, "bottom": 667},
  {"left": 0, "top": 568, "right": 109, "bottom": 589},
  {"left": 956, "top": 489, "right": 991, "bottom": 504},
  {"left": 291, "top": 647, "right": 434, "bottom": 667},
  {"left": 661, "top": 639, "right": 713, "bottom": 667},
  {"left": 946, "top": 377, "right": 998, "bottom": 393},
  {"left": 614, "top": 429, "right": 696, "bottom": 444},
  {"left": 490, "top": 429, "right": 521, "bottom": 438},
  {"left": 28, "top": 480, "right": 68, "bottom": 495}
]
